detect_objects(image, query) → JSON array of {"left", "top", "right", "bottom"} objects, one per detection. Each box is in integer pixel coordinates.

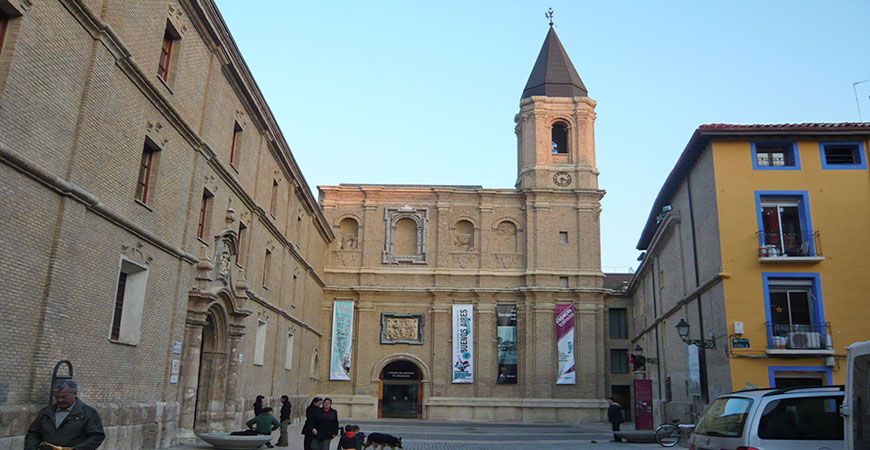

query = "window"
[
  {"left": 229, "top": 122, "right": 242, "bottom": 166},
  {"left": 764, "top": 273, "right": 827, "bottom": 350},
  {"left": 0, "top": 14, "right": 9, "bottom": 55},
  {"left": 551, "top": 121, "right": 569, "bottom": 154},
  {"left": 236, "top": 222, "right": 247, "bottom": 265},
  {"left": 820, "top": 142, "right": 867, "bottom": 169},
  {"left": 253, "top": 320, "right": 267, "bottom": 366},
  {"left": 610, "top": 349, "right": 629, "bottom": 373},
  {"left": 559, "top": 231, "right": 569, "bottom": 244},
  {"left": 197, "top": 189, "right": 214, "bottom": 240},
  {"left": 756, "top": 192, "right": 815, "bottom": 257},
  {"left": 609, "top": 308, "right": 628, "bottom": 339},
  {"left": 665, "top": 376, "right": 673, "bottom": 402},
  {"left": 758, "top": 396, "right": 843, "bottom": 440},
  {"left": 110, "top": 258, "right": 149, "bottom": 345},
  {"left": 270, "top": 179, "right": 278, "bottom": 216},
  {"left": 135, "top": 139, "right": 160, "bottom": 204},
  {"left": 157, "top": 22, "right": 179, "bottom": 82},
  {"left": 263, "top": 249, "right": 272, "bottom": 288},
  {"left": 285, "top": 333, "right": 294, "bottom": 370},
  {"left": 559, "top": 276, "right": 569, "bottom": 288},
  {"left": 752, "top": 142, "right": 799, "bottom": 170},
  {"left": 694, "top": 397, "right": 753, "bottom": 438}
]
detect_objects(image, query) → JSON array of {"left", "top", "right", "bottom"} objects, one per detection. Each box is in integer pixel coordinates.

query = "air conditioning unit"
[{"left": 787, "top": 331, "right": 822, "bottom": 349}]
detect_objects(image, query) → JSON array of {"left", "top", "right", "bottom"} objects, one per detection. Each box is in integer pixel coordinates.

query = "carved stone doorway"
[
  {"left": 379, "top": 360, "right": 422, "bottom": 419},
  {"left": 193, "top": 310, "right": 228, "bottom": 431}
]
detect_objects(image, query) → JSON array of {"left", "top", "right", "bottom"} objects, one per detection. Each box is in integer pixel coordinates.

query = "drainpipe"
[
  {"left": 650, "top": 259, "right": 665, "bottom": 420},
  {"left": 685, "top": 172, "right": 710, "bottom": 404}
]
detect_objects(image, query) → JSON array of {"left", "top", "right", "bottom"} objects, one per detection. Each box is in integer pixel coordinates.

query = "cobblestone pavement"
[{"left": 172, "top": 420, "right": 663, "bottom": 450}]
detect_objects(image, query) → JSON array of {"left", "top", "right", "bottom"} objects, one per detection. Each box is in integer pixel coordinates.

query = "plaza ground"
[{"left": 172, "top": 419, "right": 663, "bottom": 450}]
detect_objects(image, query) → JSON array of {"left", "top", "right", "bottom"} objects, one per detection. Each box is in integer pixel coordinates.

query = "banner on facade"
[
  {"left": 687, "top": 344, "right": 702, "bottom": 397},
  {"left": 329, "top": 300, "right": 354, "bottom": 381},
  {"left": 555, "top": 304, "right": 576, "bottom": 384},
  {"left": 452, "top": 304, "right": 474, "bottom": 383},
  {"left": 496, "top": 304, "right": 518, "bottom": 384}
]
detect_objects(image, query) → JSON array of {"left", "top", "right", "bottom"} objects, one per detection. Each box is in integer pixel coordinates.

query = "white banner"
[
  {"left": 329, "top": 300, "right": 354, "bottom": 381},
  {"left": 452, "top": 304, "right": 474, "bottom": 383}
]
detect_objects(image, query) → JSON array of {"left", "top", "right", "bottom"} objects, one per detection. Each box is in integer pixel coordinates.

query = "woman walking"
[
  {"left": 308, "top": 397, "right": 338, "bottom": 450},
  {"left": 301, "top": 397, "right": 322, "bottom": 450}
]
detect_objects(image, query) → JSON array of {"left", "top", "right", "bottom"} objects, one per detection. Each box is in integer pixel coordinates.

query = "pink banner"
[{"left": 555, "top": 304, "right": 576, "bottom": 384}]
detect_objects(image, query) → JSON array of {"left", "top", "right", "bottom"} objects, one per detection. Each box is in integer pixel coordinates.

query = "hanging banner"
[
  {"left": 329, "top": 300, "right": 354, "bottom": 381},
  {"left": 555, "top": 304, "right": 576, "bottom": 384},
  {"left": 496, "top": 304, "right": 518, "bottom": 384},
  {"left": 452, "top": 304, "right": 474, "bottom": 383}
]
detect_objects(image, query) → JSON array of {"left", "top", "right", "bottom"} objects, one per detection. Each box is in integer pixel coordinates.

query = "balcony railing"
[
  {"left": 765, "top": 322, "right": 832, "bottom": 350},
  {"left": 757, "top": 231, "right": 822, "bottom": 258}
]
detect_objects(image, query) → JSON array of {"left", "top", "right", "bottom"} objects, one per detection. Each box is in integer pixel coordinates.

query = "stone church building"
[
  {"left": 0, "top": 0, "right": 609, "bottom": 447},
  {"left": 318, "top": 26, "right": 608, "bottom": 422}
]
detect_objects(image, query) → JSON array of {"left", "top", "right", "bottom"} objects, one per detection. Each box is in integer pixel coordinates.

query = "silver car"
[{"left": 689, "top": 386, "right": 844, "bottom": 450}]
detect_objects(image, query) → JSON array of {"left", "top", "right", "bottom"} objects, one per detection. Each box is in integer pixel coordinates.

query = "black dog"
[{"left": 363, "top": 432, "right": 403, "bottom": 449}]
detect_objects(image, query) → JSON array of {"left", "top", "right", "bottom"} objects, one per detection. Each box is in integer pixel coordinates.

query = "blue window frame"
[
  {"left": 752, "top": 142, "right": 800, "bottom": 170},
  {"left": 762, "top": 272, "right": 827, "bottom": 350},
  {"left": 768, "top": 366, "right": 833, "bottom": 387},
  {"left": 754, "top": 191, "right": 816, "bottom": 257},
  {"left": 819, "top": 141, "right": 867, "bottom": 170}
]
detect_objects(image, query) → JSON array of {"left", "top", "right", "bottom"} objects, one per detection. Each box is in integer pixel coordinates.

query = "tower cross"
[{"left": 546, "top": 8, "right": 554, "bottom": 27}]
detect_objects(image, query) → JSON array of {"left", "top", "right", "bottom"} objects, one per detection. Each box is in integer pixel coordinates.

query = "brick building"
[
  {"left": 0, "top": 0, "right": 330, "bottom": 447},
  {"left": 317, "top": 25, "right": 609, "bottom": 422}
]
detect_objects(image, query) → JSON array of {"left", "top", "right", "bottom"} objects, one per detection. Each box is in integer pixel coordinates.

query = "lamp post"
[{"left": 675, "top": 318, "right": 715, "bottom": 349}]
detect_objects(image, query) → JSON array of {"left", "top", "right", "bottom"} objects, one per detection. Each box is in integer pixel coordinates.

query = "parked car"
[
  {"left": 844, "top": 341, "right": 870, "bottom": 450},
  {"left": 689, "top": 385, "right": 844, "bottom": 450}
]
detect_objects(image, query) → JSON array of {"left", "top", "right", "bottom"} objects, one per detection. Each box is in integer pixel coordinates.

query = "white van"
[
  {"left": 844, "top": 341, "right": 870, "bottom": 450},
  {"left": 689, "top": 386, "right": 844, "bottom": 450}
]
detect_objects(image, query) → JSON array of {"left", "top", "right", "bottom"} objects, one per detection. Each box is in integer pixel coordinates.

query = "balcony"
[
  {"left": 765, "top": 322, "right": 833, "bottom": 355},
  {"left": 757, "top": 231, "right": 824, "bottom": 263}
]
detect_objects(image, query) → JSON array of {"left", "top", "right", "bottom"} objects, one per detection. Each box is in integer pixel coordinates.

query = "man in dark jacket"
[
  {"left": 309, "top": 398, "right": 339, "bottom": 450},
  {"left": 607, "top": 397, "right": 624, "bottom": 442},
  {"left": 25, "top": 380, "right": 105, "bottom": 450},
  {"left": 276, "top": 395, "right": 292, "bottom": 447}
]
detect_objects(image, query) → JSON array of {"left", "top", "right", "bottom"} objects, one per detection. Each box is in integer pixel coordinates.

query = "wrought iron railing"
[
  {"left": 765, "top": 322, "right": 832, "bottom": 350},
  {"left": 757, "top": 231, "right": 822, "bottom": 257}
]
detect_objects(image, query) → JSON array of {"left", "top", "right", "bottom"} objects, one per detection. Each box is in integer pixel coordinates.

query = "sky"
[{"left": 214, "top": 1, "right": 870, "bottom": 271}]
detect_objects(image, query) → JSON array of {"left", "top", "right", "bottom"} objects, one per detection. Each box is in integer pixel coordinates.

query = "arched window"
[
  {"left": 495, "top": 221, "right": 518, "bottom": 253},
  {"left": 339, "top": 217, "right": 359, "bottom": 250},
  {"left": 454, "top": 220, "right": 475, "bottom": 251},
  {"left": 551, "top": 121, "right": 569, "bottom": 154},
  {"left": 394, "top": 218, "right": 417, "bottom": 255}
]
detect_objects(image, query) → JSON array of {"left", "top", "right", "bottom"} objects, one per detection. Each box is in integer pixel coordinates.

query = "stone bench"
[
  {"left": 614, "top": 430, "right": 657, "bottom": 443},
  {"left": 195, "top": 432, "right": 273, "bottom": 449}
]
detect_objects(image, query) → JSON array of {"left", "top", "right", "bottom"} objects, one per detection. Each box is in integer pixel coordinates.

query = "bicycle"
[{"left": 654, "top": 413, "right": 698, "bottom": 447}]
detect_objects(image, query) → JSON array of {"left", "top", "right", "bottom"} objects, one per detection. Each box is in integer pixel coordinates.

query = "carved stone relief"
[{"left": 380, "top": 313, "right": 424, "bottom": 345}]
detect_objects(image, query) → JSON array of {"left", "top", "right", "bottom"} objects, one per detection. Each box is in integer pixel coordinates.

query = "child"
[{"left": 337, "top": 424, "right": 363, "bottom": 450}]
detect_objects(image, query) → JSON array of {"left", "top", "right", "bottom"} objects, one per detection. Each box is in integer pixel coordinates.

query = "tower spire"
[{"left": 521, "top": 25, "right": 587, "bottom": 99}]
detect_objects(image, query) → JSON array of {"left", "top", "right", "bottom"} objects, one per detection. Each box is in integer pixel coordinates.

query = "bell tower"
[{"left": 515, "top": 25, "right": 598, "bottom": 191}]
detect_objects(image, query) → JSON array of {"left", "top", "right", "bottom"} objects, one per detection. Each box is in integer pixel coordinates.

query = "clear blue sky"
[{"left": 214, "top": 1, "right": 870, "bottom": 271}]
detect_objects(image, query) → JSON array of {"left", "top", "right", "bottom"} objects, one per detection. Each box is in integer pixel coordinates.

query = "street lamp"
[{"left": 675, "top": 318, "right": 715, "bottom": 349}]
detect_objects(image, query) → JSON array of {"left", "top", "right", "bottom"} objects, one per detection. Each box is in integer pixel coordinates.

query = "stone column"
[
  {"left": 477, "top": 302, "right": 496, "bottom": 399},
  {"left": 222, "top": 328, "right": 244, "bottom": 430},
  {"left": 576, "top": 301, "right": 602, "bottom": 399},
  {"left": 177, "top": 317, "right": 206, "bottom": 441}
]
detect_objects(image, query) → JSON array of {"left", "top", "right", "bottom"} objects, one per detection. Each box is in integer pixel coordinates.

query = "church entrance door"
[{"left": 379, "top": 360, "right": 422, "bottom": 419}]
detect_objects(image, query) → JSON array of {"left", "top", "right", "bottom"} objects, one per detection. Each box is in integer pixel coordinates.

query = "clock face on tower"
[{"left": 553, "top": 171, "right": 572, "bottom": 187}]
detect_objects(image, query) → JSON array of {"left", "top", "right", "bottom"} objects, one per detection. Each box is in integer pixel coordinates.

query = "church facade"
[{"left": 318, "top": 27, "right": 609, "bottom": 422}]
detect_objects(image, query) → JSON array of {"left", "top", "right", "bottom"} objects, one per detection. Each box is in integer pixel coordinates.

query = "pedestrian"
[
  {"left": 301, "top": 396, "right": 322, "bottom": 450},
  {"left": 24, "top": 379, "right": 105, "bottom": 450},
  {"left": 276, "top": 395, "right": 292, "bottom": 447},
  {"left": 253, "top": 394, "right": 266, "bottom": 416},
  {"left": 308, "top": 397, "right": 338, "bottom": 450},
  {"left": 607, "top": 396, "right": 624, "bottom": 442},
  {"left": 245, "top": 406, "right": 280, "bottom": 448}
]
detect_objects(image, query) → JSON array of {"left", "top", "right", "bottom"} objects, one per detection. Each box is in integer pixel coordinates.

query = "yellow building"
[{"left": 629, "top": 123, "right": 870, "bottom": 423}]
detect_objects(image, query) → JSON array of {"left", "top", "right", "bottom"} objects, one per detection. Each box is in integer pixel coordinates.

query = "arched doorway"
[
  {"left": 379, "top": 360, "right": 422, "bottom": 419},
  {"left": 193, "top": 309, "right": 228, "bottom": 431}
]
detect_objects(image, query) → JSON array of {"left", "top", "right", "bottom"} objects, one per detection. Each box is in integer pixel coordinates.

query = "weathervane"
[{"left": 546, "top": 8, "right": 555, "bottom": 27}]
